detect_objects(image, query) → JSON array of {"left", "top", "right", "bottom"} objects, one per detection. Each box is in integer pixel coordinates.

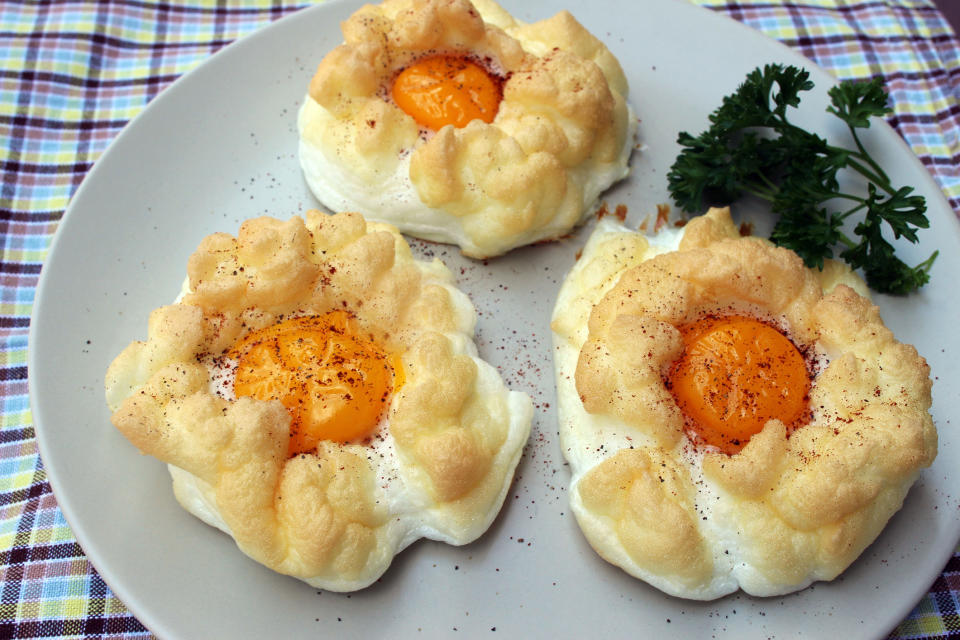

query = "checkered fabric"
[{"left": 1, "top": 1, "right": 957, "bottom": 638}]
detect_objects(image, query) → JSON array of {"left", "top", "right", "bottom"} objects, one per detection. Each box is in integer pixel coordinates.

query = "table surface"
[{"left": 2, "top": 0, "right": 958, "bottom": 638}]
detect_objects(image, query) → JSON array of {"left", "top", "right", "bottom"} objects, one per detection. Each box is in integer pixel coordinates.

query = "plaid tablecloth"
[{"left": 1, "top": 0, "right": 958, "bottom": 638}]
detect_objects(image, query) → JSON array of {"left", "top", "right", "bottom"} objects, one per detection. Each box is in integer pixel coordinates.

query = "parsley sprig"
[{"left": 667, "top": 64, "right": 936, "bottom": 294}]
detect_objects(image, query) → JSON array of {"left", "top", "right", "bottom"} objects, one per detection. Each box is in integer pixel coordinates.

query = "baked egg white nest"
[
  {"left": 297, "top": 0, "right": 636, "bottom": 258},
  {"left": 105, "top": 211, "right": 532, "bottom": 592},
  {"left": 551, "top": 208, "right": 937, "bottom": 600}
]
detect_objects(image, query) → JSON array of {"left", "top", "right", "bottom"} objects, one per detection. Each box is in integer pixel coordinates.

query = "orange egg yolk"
[
  {"left": 667, "top": 315, "right": 810, "bottom": 455},
  {"left": 229, "top": 311, "right": 400, "bottom": 457},
  {"left": 392, "top": 55, "right": 501, "bottom": 130}
]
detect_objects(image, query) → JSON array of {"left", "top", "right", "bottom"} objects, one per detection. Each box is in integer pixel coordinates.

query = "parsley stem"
[
  {"left": 837, "top": 233, "right": 858, "bottom": 250},
  {"left": 915, "top": 250, "right": 939, "bottom": 272},
  {"left": 757, "top": 172, "right": 779, "bottom": 192},
  {"left": 832, "top": 193, "right": 868, "bottom": 206},
  {"left": 848, "top": 127, "right": 891, "bottom": 185},
  {"left": 839, "top": 156, "right": 893, "bottom": 195},
  {"left": 742, "top": 180, "right": 778, "bottom": 202},
  {"left": 779, "top": 121, "right": 895, "bottom": 194}
]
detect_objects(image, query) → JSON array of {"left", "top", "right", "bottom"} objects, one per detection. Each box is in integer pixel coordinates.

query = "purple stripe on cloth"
[
  {"left": 0, "top": 31, "right": 239, "bottom": 52},
  {"left": 0, "top": 69, "right": 185, "bottom": 90}
]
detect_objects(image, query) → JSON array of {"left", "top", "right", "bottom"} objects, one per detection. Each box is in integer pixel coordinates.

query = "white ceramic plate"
[{"left": 29, "top": 0, "right": 960, "bottom": 637}]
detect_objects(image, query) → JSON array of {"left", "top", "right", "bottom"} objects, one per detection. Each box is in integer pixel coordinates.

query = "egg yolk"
[
  {"left": 392, "top": 55, "right": 501, "bottom": 130},
  {"left": 229, "top": 311, "right": 399, "bottom": 457},
  {"left": 667, "top": 315, "right": 810, "bottom": 455}
]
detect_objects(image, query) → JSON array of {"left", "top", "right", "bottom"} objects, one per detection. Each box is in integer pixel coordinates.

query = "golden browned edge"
[
  {"left": 300, "top": 0, "right": 632, "bottom": 257},
  {"left": 104, "top": 211, "right": 522, "bottom": 590},
  {"left": 572, "top": 207, "right": 937, "bottom": 593}
]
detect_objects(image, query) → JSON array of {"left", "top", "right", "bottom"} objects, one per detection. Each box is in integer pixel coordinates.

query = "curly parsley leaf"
[
  {"left": 666, "top": 63, "right": 936, "bottom": 294},
  {"left": 827, "top": 79, "right": 889, "bottom": 128}
]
